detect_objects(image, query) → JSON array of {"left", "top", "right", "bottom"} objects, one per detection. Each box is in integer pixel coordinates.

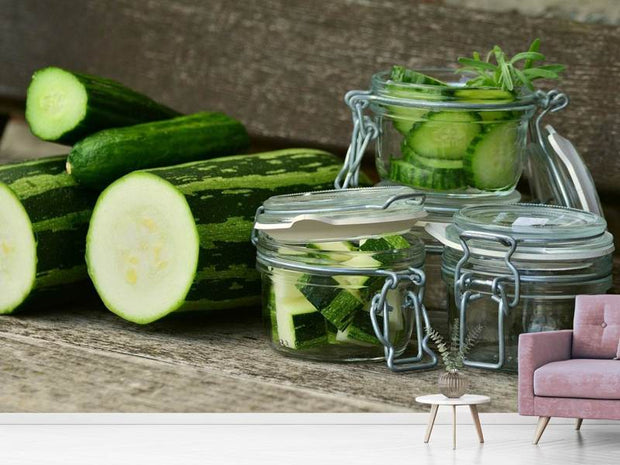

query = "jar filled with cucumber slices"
[
  {"left": 433, "top": 204, "right": 614, "bottom": 372},
  {"left": 336, "top": 67, "right": 551, "bottom": 196},
  {"left": 252, "top": 186, "right": 437, "bottom": 371}
]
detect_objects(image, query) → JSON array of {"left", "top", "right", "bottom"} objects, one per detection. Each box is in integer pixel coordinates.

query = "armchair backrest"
[{"left": 572, "top": 295, "right": 620, "bottom": 359}]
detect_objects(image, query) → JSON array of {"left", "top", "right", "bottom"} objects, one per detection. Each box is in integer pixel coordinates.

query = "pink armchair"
[{"left": 518, "top": 295, "right": 620, "bottom": 444}]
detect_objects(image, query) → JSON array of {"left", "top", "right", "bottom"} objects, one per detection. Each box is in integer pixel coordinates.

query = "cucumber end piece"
[
  {"left": 25, "top": 67, "right": 87, "bottom": 142},
  {"left": 86, "top": 172, "right": 200, "bottom": 324},
  {"left": 0, "top": 183, "right": 37, "bottom": 314}
]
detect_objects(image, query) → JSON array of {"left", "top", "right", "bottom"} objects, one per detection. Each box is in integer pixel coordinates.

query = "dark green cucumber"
[
  {"left": 389, "top": 159, "right": 466, "bottom": 191},
  {"left": 67, "top": 112, "right": 250, "bottom": 189},
  {"left": 464, "top": 122, "right": 520, "bottom": 190},
  {"left": 85, "top": 149, "right": 344, "bottom": 324},
  {"left": 26, "top": 67, "right": 180, "bottom": 144},
  {"left": 405, "top": 111, "right": 482, "bottom": 160},
  {"left": 0, "top": 156, "right": 97, "bottom": 313}
]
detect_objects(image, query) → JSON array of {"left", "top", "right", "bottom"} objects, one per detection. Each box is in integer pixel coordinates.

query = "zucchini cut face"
[
  {"left": 86, "top": 172, "right": 200, "bottom": 324},
  {"left": 0, "top": 184, "right": 37, "bottom": 314},
  {"left": 25, "top": 67, "right": 88, "bottom": 141}
]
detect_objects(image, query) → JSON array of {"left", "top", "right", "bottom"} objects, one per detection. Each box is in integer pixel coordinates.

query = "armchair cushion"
[
  {"left": 534, "top": 359, "right": 620, "bottom": 400},
  {"left": 572, "top": 295, "right": 620, "bottom": 359}
]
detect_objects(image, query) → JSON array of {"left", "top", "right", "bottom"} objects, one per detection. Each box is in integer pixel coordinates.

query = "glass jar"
[
  {"left": 337, "top": 69, "right": 549, "bottom": 196},
  {"left": 252, "top": 186, "right": 437, "bottom": 371},
  {"left": 436, "top": 203, "right": 614, "bottom": 372},
  {"left": 413, "top": 190, "right": 521, "bottom": 337}
]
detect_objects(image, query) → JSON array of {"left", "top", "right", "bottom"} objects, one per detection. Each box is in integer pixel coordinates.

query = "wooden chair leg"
[
  {"left": 533, "top": 416, "right": 551, "bottom": 445},
  {"left": 424, "top": 404, "right": 439, "bottom": 443},
  {"left": 575, "top": 418, "right": 583, "bottom": 430}
]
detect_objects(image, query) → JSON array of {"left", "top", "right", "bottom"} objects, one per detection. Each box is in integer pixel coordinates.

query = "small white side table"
[{"left": 415, "top": 394, "right": 490, "bottom": 450}]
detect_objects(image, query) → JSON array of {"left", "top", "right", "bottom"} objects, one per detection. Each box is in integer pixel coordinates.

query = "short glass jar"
[
  {"left": 338, "top": 69, "right": 547, "bottom": 196},
  {"left": 413, "top": 190, "right": 521, "bottom": 337},
  {"left": 252, "top": 186, "right": 437, "bottom": 370},
  {"left": 436, "top": 203, "right": 614, "bottom": 372}
]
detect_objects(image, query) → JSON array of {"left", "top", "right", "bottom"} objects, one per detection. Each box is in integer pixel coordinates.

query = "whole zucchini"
[
  {"left": 26, "top": 67, "right": 180, "bottom": 144},
  {"left": 67, "top": 112, "right": 250, "bottom": 189},
  {"left": 85, "top": 149, "right": 344, "bottom": 324}
]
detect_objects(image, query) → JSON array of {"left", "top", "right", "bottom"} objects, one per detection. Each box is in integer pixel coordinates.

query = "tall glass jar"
[
  {"left": 252, "top": 186, "right": 437, "bottom": 371},
  {"left": 436, "top": 204, "right": 614, "bottom": 372},
  {"left": 337, "top": 69, "right": 548, "bottom": 196}
]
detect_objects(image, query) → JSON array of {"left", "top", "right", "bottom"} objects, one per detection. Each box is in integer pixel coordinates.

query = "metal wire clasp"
[
  {"left": 454, "top": 230, "right": 521, "bottom": 370},
  {"left": 369, "top": 267, "right": 437, "bottom": 372},
  {"left": 334, "top": 90, "right": 379, "bottom": 189}
]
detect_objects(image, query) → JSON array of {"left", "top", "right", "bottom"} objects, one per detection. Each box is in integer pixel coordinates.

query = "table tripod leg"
[
  {"left": 424, "top": 404, "right": 439, "bottom": 443},
  {"left": 469, "top": 405, "right": 484, "bottom": 443}
]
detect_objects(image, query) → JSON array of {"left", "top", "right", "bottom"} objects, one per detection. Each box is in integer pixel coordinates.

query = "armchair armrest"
[{"left": 518, "top": 330, "right": 573, "bottom": 415}]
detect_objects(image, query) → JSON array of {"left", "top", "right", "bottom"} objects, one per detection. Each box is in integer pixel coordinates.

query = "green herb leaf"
[
  {"left": 510, "top": 51, "right": 545, "bottom": 64},
  {"left": 455, "top": 39, "right": 565, "bottom": 92}
]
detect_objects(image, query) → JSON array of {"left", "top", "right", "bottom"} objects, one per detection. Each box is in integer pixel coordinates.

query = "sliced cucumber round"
[
  {"left": 402, "top": 145, "right": 464, "bottom": 169},
  {"left": 406, "top": 111, "right": 481, "bottom": 159},
  {"left": 86, "top": 172, "right": 200, "bottom": 324},
  {"left": 0, "top": 184, "right": 37, "bottom": 313},
  {"left": 25, "top": 68, "right": 88, "bottom": 142},
  {"left": 464, "top": 122, "right": 520, "bottom": 190},
  {"left": 389, "top": 159, "right": 466, "bottom": 191}
]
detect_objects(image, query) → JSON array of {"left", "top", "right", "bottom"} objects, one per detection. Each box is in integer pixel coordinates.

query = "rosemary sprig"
[{"left": 456, "top": 39, "right": 565, "bottom": 92}]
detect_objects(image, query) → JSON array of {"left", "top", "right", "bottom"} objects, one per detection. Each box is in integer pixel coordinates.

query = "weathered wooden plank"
[
  {"left": 1, "top": 0, "right": 618, "bottom": 192},
  {"left": 0, "top": 303, "right": 518, "bottom": 413},
  {"left": 0, "top": 332, "right": 409, "bottom": 413}
]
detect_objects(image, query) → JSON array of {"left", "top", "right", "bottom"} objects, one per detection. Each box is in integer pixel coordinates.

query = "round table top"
[{"left": 415, "top": 394, "right": 491, "bottom": 406}]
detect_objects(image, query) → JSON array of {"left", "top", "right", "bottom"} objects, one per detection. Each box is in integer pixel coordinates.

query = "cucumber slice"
[
  {"left": 464, "top": 122, "right": 520, "bottom": 190},
  {"left": 359, "top": 235, "right": 410, "bottom": 252},
  {"left": 390, "top": 108, "right": 429, "bottom": 135},
  {"left": 406, "top": 111, "right": 481, "bottom": 159},
  {"left": 86, "top": 173, "right": 201, "bottom": 323},
  {"left": 333, "top": 254, "right": 381, "bottom": 289},
  {"left": 386, "top": 66, "right": 447, "bottom": 134},
  {"left": 272, "top": 270, "right": 327, "bottom": 349},
  {"left": 453, "top": 88, "right": 515, "bottom": 102},
  {"left": 402, "top": 146, "right": 464, "bottom": 169},
  {"left": 389, "top": 66, "right": 448, "bottom": 86},
  {"left": 389, "top": 159, "right": 466, "bottom": 191},
  {"left": 0, "top": 184, "right": 37, "bottom": 314}
]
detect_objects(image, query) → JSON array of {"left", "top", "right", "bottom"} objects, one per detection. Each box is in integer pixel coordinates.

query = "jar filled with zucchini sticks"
[
  {"left": 252, "top": 186, "right": 437, "bottom": 371},
  {"left": 432, "top": 203, "right": 614, "bottom": 372}
]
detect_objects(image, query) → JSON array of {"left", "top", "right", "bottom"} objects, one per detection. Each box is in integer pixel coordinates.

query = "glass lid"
[
  {"left": 254, "top": 186, "right": 426, "bottom": 242},
  {"left": 453, "top": 203, "right": 607, "bottom": 241}
]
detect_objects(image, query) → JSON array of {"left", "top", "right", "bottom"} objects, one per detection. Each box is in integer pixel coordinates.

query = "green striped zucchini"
[
  {"left": 85, "top": 148, "right": 347, "bottom": 324},
  {"left": 26, "top": 67, "right": 180, "bottom": 144},
  {"left": 0, "top": 156, "right": 97, "bottom": 313}
]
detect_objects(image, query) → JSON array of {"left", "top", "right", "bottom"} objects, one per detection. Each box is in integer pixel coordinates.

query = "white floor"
[{"left": 0, "top": 413, "right": 617, "bottom": 464}]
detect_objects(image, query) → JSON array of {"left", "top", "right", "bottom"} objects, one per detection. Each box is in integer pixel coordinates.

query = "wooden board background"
[
  {"left": 1, "top": 0, "right": 619, "bottom": 193},
  {"left": 0, "top": 0, "right": 619, "bottom": 412}
]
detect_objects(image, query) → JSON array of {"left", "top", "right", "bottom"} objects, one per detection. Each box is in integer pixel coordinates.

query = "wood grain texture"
[
  {"left": 1, "top": 0, "right": 619, "bottom": 192},
  {"left": 0, "top": 303, "right": 517, "bottom": 413}
]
